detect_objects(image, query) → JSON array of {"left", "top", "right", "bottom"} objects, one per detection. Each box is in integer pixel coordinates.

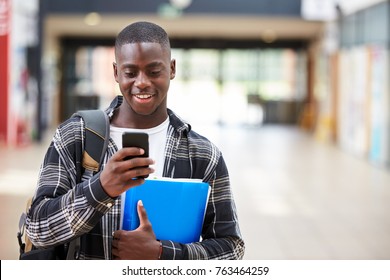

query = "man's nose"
[{"left": 134, "top": 72, "right": 150, "bottom": 88}]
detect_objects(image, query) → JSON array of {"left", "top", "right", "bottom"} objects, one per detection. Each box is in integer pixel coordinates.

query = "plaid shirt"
[{"left": 26, "top": 96, "right": 244, "bottom": 259}]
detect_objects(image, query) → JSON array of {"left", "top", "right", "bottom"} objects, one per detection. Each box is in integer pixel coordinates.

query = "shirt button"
[{"left": 107, "top": 202, "right": 113, "bottom": 208}]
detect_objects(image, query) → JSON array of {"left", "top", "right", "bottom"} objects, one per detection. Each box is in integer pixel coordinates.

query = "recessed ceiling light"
[
  {"left": 170, "top": 0, "right": 192, "bottom": 10},
  {"left": 84, "top": 12, "right": 101, "bottom": 26},
  {"left": 262, "top": 29, "right": 277, "bottom": 43}
]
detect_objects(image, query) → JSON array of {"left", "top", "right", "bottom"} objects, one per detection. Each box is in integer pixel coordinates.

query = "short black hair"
[{"left": 115, "top": 21, "right": 171, "bottom": 56}]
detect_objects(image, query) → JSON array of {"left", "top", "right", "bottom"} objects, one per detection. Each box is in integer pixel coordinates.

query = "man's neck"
[{"left": 111, "top": 105, "right": 168, "bottom": 129}]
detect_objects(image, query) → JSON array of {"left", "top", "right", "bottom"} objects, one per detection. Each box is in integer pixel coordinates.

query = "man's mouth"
[{"left": 133, "top": 93, "right": 153, "bottom": 99}]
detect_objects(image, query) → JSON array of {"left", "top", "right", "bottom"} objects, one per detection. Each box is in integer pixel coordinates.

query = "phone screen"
[
  {"left": 122, "top": 132, "right": 149, "bottom": 178},
  {"left": 122, "top": 132, "right": 149, "bottom": 159}
]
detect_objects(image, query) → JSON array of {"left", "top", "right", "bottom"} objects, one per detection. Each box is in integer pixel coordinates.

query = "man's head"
[
  {"left": 115, "top": 21, "right": 171, "bottom": 60},
  {"left": 113, "top": 21, "right": 176, "bottom": 128}
]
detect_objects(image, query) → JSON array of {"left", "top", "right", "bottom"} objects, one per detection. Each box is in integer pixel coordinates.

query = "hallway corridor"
[{"left": 1, "top": 125, "right": 390, "bottom": 260}]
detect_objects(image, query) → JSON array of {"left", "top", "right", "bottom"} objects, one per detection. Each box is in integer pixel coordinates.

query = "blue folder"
[{"left": 122, "top": 178, "right": 210, "bottom": 244}]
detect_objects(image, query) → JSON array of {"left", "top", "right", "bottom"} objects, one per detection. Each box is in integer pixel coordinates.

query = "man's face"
[{"left": 113, "top": 42, "right": 176, "bottom": 119}]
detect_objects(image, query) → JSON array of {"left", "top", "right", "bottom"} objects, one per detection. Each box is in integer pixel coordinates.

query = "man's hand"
[
  {"left": 112, "top": 200, "right": 161, "bottom": 260},
  {"left": 100, "top": 147, "right": 155, "bottom": 197}
]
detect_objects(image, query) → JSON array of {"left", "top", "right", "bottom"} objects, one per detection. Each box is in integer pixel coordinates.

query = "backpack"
[{"left": 17, "top": 109, "right": 110, "bottom": 260}]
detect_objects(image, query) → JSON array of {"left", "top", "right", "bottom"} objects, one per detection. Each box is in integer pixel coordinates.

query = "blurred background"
[{"left": 1, "top": 0, "right": 390, "bottom": 260}]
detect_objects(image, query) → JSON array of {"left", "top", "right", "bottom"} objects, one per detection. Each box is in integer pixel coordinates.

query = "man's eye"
[
  {"left": 124, "top": 72, "right": 136, "bottom": 77},
  {"left": 149, "top": 70, "right": 161, "bottom": 76}
]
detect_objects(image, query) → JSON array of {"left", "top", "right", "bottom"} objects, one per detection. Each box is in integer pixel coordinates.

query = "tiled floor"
[{"left": 1, "top": 124, "right": 390, "bottom": 260}]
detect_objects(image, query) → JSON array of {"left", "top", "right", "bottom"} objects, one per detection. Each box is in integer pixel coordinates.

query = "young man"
[{"left": 26, "top": 21, "right": 244, "bottom": 260}]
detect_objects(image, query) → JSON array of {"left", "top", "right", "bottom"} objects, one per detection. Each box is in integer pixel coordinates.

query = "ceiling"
[{"left": 45, "top": 14, "right": 325, "bottom": 44}]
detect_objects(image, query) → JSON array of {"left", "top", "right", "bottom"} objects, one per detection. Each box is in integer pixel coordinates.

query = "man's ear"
[
  {"left": 170, "top": 59, "right": 176, "bottom": 80},
  {"left": 113, "top": 62, "right": 119, "bottom": 83}
]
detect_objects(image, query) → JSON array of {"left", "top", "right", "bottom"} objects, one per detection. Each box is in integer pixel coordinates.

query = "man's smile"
[{"left": 132, "top": 93, "right": 154, "bottom": 100}]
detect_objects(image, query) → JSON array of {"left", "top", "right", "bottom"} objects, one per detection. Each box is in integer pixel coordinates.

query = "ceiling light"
[
  {"left": 84, "top": 12, "right": 101, "bottom": 26},
  {"left": 170, "top": 0, "right": 192, "bottom": 10},
  {"left": 262, "top": 29, "right": 277, "bottom": 43}
]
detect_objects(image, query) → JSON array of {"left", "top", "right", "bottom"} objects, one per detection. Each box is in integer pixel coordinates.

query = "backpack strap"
[
  {"left": 66, "top": 109, "right": 110, "bottom": 259},
  {"left": 73, "top": 110, "right": 110, "bottom": 172},
  {"left": 18, "top": 109, "right": 110, "bottom": 260}
]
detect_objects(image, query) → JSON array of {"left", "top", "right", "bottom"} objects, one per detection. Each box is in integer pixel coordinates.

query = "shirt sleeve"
[{"left": 26, "top": 118, "right": 115, "bottom": 248}]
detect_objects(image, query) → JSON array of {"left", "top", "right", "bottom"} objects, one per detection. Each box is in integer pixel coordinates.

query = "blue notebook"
[{"left": 122, "top": 178, "right": 210, "bottom": 244}]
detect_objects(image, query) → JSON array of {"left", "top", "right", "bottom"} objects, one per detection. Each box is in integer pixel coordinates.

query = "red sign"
[{"left": 0, "top": 0, "right": 10, "bottom": 143}]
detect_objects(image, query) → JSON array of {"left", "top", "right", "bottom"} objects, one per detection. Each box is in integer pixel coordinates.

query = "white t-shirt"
[
  {"left": 109, "top": 117, "right": 169, "bottom": 228},
  {"left": 110, "top": 117, "right": 169, "bottom": 177}
]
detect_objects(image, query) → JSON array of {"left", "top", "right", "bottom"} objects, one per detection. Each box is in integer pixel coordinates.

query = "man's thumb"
[{"left": 137, "top": 200, "right": 150, "bottom": 227}]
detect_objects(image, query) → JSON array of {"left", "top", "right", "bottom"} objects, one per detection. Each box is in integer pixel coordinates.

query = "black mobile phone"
[
  {"left": 122, "top": 132, "right": 149, "bottom": 159},
  {"left": 122, "top": 132, "right": 149, "bottom": 179}
]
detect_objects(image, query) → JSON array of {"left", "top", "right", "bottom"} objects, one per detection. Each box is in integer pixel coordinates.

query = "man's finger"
[
  {"left": 137, "top": 200, "right": 151, "bottom": 228},
  {"left": 113, "top": 230, "right": 123, "bottom": 240}
]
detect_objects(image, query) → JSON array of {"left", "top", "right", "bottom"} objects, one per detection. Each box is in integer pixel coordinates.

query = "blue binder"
[{"left": 122, "top": 178, "right": 210, "bottom": 244}]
